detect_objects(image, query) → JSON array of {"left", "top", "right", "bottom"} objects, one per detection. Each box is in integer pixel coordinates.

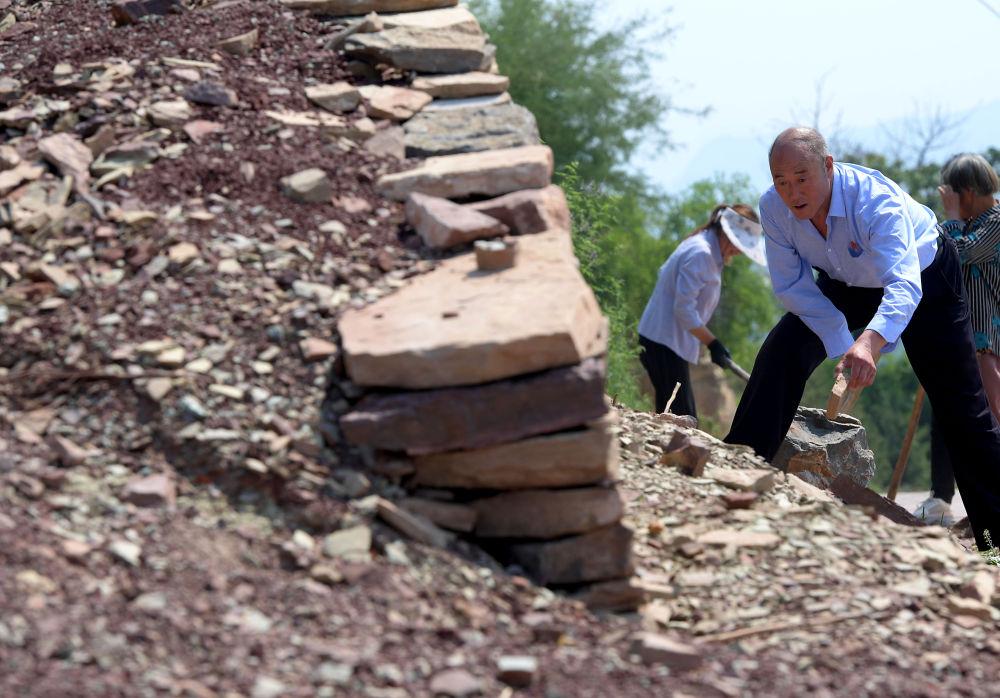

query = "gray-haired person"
[{"left": 914, "top": 153, "right": 1000, "bottom": 525}]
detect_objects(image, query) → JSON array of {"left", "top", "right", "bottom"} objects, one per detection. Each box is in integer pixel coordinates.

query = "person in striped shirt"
[{"left": 914, "top": 153, "right": 1000, "bottom": 525}]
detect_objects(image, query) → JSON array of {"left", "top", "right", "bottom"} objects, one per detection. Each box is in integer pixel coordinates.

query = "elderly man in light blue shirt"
[{"left": 725, "top": 127, "right": 1000, "bottom": 551}]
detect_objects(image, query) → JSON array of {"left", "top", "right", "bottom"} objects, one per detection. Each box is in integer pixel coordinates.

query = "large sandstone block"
[
  {"left": 280, "top": 0, "right": 456, "bottom": 15},
  {"left": 412, "top": 413, "right": 618, "bottom": 489},
  {"left": 467, "top": 185, "right": 570, "bottom": 236},
  {"left": 771, "top": 407, "right": 875, "bottom": 488},
  {"left": 405, "top": 191, "right": 508, "bottom": 249},
  {"left": 412, "top": 72, "right": 510, "bottom": 99},
  {"left": 338, "top": 230, "right": 601, "bottom": 388},
  {"left": 472, "top": 486, "right": 623, "bottom": 539},
  {"left": 339, "top": 357, "right": 608, "bottom": 454},
  {"left": 376, "top": 145, "right": 553, "bottom": 201},
  {"left": 508, "top": 524, "right": 635, "bottom": 586},
  {"left": 345, "top": 28, "right": 486, "bottom": 75},
  {"left": 403, "top": 101, "right": 539, "bottom": 158}
]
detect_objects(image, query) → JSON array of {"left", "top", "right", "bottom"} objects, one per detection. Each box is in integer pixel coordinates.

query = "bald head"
[
  {"left": 769, "top": 127, "right": 829, "bottom": 165},
  {"left": 768, "top": 127, "right": 835, "bottom": 224}
]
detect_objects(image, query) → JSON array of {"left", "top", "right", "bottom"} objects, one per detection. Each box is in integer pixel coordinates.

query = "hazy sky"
[{"left": 600, "top": 0, "right": 1000, "bottom": 193}]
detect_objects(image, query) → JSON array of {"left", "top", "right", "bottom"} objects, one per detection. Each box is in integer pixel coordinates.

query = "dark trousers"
[
  {"left": 638, "top": 335, "right": 697, "bottom": 418},
  {"left": 930, "top": 415, "right": 956, "bottom": 503},
  {"left": 725, "top": 239, "right": 1000, "bottom": 550}
]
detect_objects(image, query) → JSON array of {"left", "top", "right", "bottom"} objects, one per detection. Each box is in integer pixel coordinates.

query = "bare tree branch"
[{"left": 881, "top": 103, "right": 970, "bottom": 167}]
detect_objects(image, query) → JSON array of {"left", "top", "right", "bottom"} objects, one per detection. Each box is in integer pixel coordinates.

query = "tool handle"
[{"left": 724, "top": 357, "right": 751, "bottom": 383}]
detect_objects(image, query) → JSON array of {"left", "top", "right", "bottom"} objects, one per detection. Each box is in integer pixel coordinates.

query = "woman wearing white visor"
[{"left": 637, "top": 204, "right": 768, "bottom": 417}]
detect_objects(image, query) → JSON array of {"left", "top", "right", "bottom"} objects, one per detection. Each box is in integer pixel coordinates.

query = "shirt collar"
[
  {"left": 703, "top": 229, "right": 724, "bottom": 269},
  {"left": 827, "top": 164, "right": 847, "bottom": 219}
]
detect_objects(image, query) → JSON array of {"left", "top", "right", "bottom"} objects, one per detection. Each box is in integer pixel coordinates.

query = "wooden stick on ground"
[
  {"left": 701, "top": 609, "right": 894, "bottom": 644},
  {"left": 663, "top": 381, "right": 682, "bottom": 414},
  {"left": 886, "top": 385, "right": 926, "bottom": 501}
]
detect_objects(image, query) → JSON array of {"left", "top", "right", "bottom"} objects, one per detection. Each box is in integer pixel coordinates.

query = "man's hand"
[
  {"left": 836, "top": 330, "right": 886, "bottom": 389},
  {"left": 708, "top": 338, "right": 732, "bottom": 369},
  {"left": 938, "top": 184, "right": 962, "bottom": 221}
]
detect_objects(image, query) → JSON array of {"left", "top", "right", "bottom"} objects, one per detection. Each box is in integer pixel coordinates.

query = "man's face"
[{"left": 770, "top": 146, "right": 834, "bottom": 221}]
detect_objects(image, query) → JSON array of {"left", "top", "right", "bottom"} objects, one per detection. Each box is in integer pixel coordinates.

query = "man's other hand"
[{"left": 836, "top": 330, "right": 886, "bottom": 389}]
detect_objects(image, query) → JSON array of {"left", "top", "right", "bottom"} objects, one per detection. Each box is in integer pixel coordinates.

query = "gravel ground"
[{"left": 2, "top": 1, "right": 999, "bottom": 696}]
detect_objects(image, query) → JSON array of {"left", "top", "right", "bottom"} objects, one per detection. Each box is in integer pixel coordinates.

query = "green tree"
[
  {"left": 468, "top": 0, "right": 690, "bottom": 190},
  {"left": 560, "top": 164, "right": 650, "bottom": 409}
]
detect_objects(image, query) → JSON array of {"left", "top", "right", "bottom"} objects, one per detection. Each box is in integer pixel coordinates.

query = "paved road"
[{"left": 895, "top": 490, "right": 967, "bottom": 521}]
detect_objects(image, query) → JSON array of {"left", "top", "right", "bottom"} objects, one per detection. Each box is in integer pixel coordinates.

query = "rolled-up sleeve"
[
  {"left": 671, "top": 249, "right": 713, "bottom": 331},
  {"left": 761, "top": 206, "right": 854, "bottom": 358},
  {"left": 859, "top": 191, "right": 923, "bottom": 348}
]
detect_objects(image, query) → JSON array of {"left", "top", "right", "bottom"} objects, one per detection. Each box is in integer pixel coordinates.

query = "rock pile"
[
  {"left": 284, "top": 0, "right": 637, "bottom": 599},
  {"left": 335, "top": 210, "right": 635, "bottom": 596}
]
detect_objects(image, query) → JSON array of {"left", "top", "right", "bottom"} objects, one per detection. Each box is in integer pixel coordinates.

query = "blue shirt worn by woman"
[
  {"left": 638, "top": 230, "right": 723, "bottom": 363},
  {"left": 759, "top": 162, "right": 940, "bottom": 358}
]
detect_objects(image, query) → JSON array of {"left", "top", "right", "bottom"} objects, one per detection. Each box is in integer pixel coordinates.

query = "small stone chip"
[{"left": 497, "top": 655, "right": 537, "bottom": 688}]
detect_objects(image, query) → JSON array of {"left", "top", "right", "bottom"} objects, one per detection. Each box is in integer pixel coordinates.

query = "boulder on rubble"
[
  {"left": 339, "top": 357, "right": 608, "bottom": 454},
  {"left": 338, "top": 230, "right": 602, "bottom": 389},
  {"left": 771, "top": 407, "right": 875, "bottom": 488}
]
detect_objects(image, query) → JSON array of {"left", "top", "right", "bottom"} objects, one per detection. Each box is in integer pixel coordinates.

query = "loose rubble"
[{"left": 2, "top": 1, "right": 999, "bottom": 697}]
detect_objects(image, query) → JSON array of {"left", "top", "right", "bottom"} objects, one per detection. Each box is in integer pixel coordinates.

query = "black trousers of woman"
[
  {"left": 638, "top": 335, "right": 697, "bottom": 418},
  {"left": 725, "top": 238, "right": 1000, "bottom": 550}
]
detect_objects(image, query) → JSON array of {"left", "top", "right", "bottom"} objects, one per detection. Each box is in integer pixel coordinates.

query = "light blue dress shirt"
[
  {"left": 760, "top": 162, "right": 940, "bottom": 358},
  {"left": 638, "top": 230, "right": 723, "bottom": 363}
]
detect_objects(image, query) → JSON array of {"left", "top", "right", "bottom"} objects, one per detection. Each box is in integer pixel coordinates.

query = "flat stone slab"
[
  {"left": 421, "top": 93, "right": 511, "bottom": 112},
  {"left": 772, "top": 406, "right": 875, "bottom": 489},
  {"left": 381, "top": 5, "right": 477, "bottom": 28},
  {"left": 280, "top": 0, "right": 456, "bottom": 15},
  {"left": 403, "top": 101, "right": 539, "bottom": 158},
  {"left": 345, "top": 25, "right": 488, "bottom": 74},
  {"left": 412, "top": 413, "right": 618, "bottom": 489},
  {"left": 467, "top": 185, "right": 570, "bottom": 236},
  {"left": 377, "top": 144, "right": 553, "bottom": 201},
  {"left": 472, "top": 486, "right": 623, "bottom": 539},
  {"left": 338, "top": 230, "right": 601, "bottom": 388},
  {"left": 339, "top": 357, "right": 608, "bottom": 454},
  {"left": 507, "top": 523, "right": 635, "bottom": 586},
  {"left": 412, "top": 72, "right": 509, "bottom": 99},
  {"left": 829, "top": 473, "right": 924, "bottom": 527}
]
